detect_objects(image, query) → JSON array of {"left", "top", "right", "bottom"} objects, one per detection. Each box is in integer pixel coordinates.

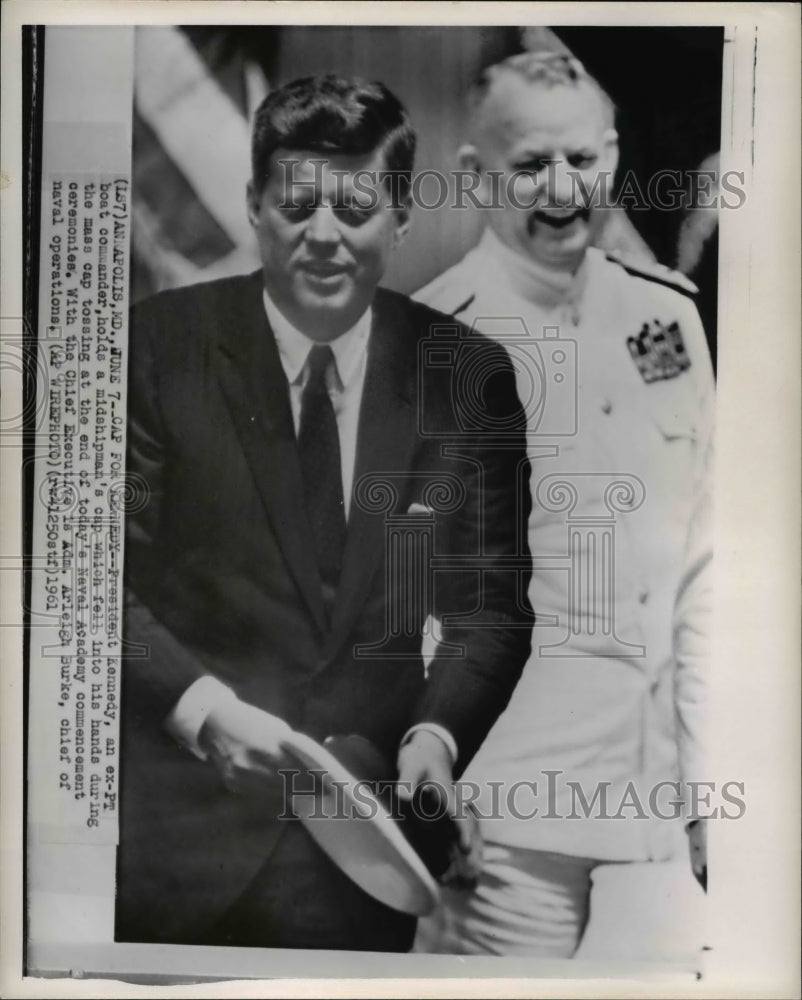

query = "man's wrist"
[
  {"left": 401, "top": 723, "right": 457, "bottom": 766},
  {"left": 164, "top": 676, "right": 240, "bottom": 760}
]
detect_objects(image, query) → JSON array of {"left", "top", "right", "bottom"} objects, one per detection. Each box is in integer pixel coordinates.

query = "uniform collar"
[
  {"left": 262, "top": 288, "right": 372, "bottom": 390},
  {"left": 478, "top": 227, "right": 591, "bottom": 311}
]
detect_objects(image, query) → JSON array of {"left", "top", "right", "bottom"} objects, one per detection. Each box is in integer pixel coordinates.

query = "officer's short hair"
[
  {"left": 470, "top": 51, "right": 616, "bottom": 128},
  {"left": 251, "top": 74, "right": 417, "bottom": 200}
]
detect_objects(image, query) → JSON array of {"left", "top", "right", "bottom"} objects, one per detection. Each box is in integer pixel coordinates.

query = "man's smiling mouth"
[
  {"left": 531, "top": 207, "right": 591, "bottom": 230},
  {"left": 301, "top": 261, "right": 349, "bottom": 276}
]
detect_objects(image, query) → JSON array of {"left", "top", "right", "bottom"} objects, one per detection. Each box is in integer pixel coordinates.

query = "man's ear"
[
  {"left": 392, "top": 197, "right": 413, "bottom": 248},
  {"left": 458, "top": 144, "right": 494, "bottom": 206},
  {"left": 246, "top": 180, "right": 261, "bottom": 227},
  {"left": 457, "top": 143, "right": 481, "bottom": 175},
  {"left": 601, "top": 128, "right": 620, "bottom": 177}
]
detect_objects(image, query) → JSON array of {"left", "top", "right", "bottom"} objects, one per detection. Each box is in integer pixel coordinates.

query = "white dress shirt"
[
  {"left": 264, "top": 290, "right": 370, "bottom": 519},
  {"left": 165, "top": 289, "right": 457, "bottom": 764}
]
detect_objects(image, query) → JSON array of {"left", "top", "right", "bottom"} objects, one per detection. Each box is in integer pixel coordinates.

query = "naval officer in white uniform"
[{"left": 415, "top": 50, "right": 714, "bottom": 957}]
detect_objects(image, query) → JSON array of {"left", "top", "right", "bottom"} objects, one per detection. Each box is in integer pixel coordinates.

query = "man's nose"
[
  {"left": 305, "top": 204, "right": 341, "bottom": 248},
  {"left": 542, "top": 160, "right": 576, "bottom": 207}
]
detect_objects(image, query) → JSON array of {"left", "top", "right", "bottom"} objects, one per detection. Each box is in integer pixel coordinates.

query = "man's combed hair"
[
  {"left": 251, "top": 74, "right": 417, "bottom": 199},
  {"left": 470, "top": 51, "right": 616, "bottom": 126}
]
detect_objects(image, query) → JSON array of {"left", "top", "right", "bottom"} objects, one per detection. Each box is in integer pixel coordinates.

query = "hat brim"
[{"left": 279, "top": 729, "right": 441, "bottom": 916}]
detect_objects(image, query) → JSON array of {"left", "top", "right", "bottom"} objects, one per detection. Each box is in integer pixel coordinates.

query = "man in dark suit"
[{"left": 117, "top": 75, "right": 533, "bottom": 952}]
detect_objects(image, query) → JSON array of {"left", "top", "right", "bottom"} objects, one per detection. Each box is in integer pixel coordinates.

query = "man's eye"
[
  {"left": 567, "top": 154, "right": 598, "bottom": 169},
  {"left": 278, "top": 201, "right": 316, "bottom": 222},
  {"left": 333, "top": 203, "right": 374, "bottom": 225},
  {"left": 514, "top": 158, "right": 552, "bottom": 176}
]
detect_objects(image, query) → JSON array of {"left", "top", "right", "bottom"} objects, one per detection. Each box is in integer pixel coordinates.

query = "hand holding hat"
[{"left": 198, "top": 697, "right": 295, "bottom": 796}]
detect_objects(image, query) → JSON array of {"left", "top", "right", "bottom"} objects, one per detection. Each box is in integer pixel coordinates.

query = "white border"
[{"left": 2, "top": 3, "right": 800, "bottom": 997}]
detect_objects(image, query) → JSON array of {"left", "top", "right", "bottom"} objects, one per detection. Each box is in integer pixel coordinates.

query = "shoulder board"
[{"left": 605, "top": 250, "right": 699, "bottom": 297}]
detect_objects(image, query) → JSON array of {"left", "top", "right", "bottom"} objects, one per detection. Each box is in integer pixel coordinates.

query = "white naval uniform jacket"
[{"left": 416, "top": 229, "right": 714, "bottom": 861}]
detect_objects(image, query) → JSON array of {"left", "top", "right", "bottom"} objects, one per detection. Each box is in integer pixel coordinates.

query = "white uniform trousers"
[{"left": 415, "top": 842, "right": 705, "bottom": 960}]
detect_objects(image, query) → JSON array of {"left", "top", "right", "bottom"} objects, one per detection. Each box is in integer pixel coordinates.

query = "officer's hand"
[
  {"left": 198, "top": 698, "right": 296, "bottom": 796},
  {"left": 687, "top": 818, "right": 707, "bottom": 891}
]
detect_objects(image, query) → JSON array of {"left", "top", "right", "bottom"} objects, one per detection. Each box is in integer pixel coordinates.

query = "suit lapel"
[
  {"left": 215, "top": 273, "right": 328, "bottom": 633},
  {"left": 328, "top": 292, "right": 421, "bottom": 656}
]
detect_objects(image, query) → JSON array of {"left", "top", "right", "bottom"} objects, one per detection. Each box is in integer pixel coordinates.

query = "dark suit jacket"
[{"left": 117, "top": 272, "right": 533, "bottom": 945}]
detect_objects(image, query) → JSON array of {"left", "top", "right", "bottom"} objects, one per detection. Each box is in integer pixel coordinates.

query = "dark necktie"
[{"left": 297, "top": 344, "right": 346, "bottom": 597}]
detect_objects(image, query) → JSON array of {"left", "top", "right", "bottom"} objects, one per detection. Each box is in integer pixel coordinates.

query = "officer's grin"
[{"left": 529, "top": 207, "right": 591, "bottom": 232}]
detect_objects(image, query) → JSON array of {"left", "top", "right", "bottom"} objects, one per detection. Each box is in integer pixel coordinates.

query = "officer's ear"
[
  {"left": 458, "top": 143, "right": 481, "bottom": 174},
  {"left": 458, "top": 144, "right": 495, "bottom": 204},
  {"left": 600, "top": 128, "right": 620, "bottom": 176}
]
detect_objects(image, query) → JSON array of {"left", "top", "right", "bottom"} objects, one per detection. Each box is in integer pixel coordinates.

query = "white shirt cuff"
[
  {"left": 402, "top": 723, "right": 458, "bottom": 766},
  {"left": 164, "top": 676, "right": 239, "bottom": 760}
]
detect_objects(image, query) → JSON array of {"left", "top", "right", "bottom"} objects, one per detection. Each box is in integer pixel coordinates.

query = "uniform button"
[
  {"left": 601, "top": 399, "right": 613, "bottom": 415},
  {"left": 638, "top": 589, "right": 649, "bottom": 605}
]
